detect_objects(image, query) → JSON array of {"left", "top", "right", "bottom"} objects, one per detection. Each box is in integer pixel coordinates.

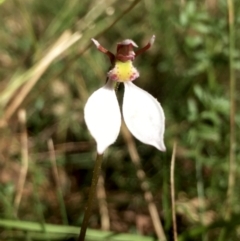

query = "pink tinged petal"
[
  {"left": 84, "top": 81, "right": 121, "bottom": 154},
  {"left": 123, "top": 82, "right": 166, "bottom": 151}
]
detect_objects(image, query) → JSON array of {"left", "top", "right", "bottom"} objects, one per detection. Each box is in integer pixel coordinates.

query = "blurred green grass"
[{"left": 0, "top": 0, "right": 240, "bottom": 240}]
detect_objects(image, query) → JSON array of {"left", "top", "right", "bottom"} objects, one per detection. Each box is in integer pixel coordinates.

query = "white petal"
[
  {"left": 123, "top": 82, "right": 166, "bottom": 151},
  {"left": 84, "top": 81, "right": 121, "bottom": 154}
]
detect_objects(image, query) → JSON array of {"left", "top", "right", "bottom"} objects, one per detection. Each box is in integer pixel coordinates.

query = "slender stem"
[
  {"left": 78, "top": 153, "right": 103, "bottom": 241},
  {"left": 97, "top": 0, "right": 141, "bottom": 37},
  {"left": 48, "top": 139, "right": 68, "bottom": 225},
  {"left": 14, "top": 109, "right": 29, "bottom": 217},
  {"left": 226, "top": 0, "right": 236, "bottom": 220},
  {"left": 196, "top": 148, "right": 207, "bottom": 241},
  {"left": 121, "top": 123, "right": 167, "bottom": 241},
  {"left": 170, "top": 142, "right": 178, "bottom": 241},
  {"left": 96, "top": 174, "right": 110, "bottom": 231},
  {"left": 219, "top": 2, "right": 235, "bottom": 240}
]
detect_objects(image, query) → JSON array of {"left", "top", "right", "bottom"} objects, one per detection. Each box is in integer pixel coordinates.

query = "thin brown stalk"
[
  {"left": 14, "top": 109, "right": 28, "bottom": 216},
  {"left": 97, "top": 0, "right": 141, "bottom": 36},
  {"left": 48, "top": 139, "right": 68, "bottom": 225},
  {"left": 170, "top": 142, "right": 178, "bottom": 241},
  {"left": 218, "top": 0, "right": 237, "bottom": 241},
  {"left": 78, "top": 153, "right": 103, "bottom": 241},
  {"left": 96, "top": 174, "right": 110, "bottom": 231},
  {"left": 218, "top": 3, "right": 236, "bottom": 240},
  {"left": 226, "top": 0, "right": 236, "bottom": 220},
  {"left": 121, "top": 122, "right": 167, "bottom": 241}
]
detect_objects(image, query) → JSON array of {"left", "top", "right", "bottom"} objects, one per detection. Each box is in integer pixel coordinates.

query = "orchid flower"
[{"left": 84, "top": 36, "right": 165, "bottom": 154}]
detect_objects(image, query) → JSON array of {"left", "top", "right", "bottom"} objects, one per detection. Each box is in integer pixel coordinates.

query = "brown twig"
[
  {"left": 121, "top": 122, "right": 167, "bottom": 241},
  {"left": 218, "top": 2, "right": 236, "bottom": 241},
  {"left": 95, "top": 0, "right": 141, "bottom": 39},
  {"left": 96, "top": 174, "right": 110, "bottom": 231},
  {"left": 14, "top": 109, "right": 28, "bottom": 216},
  {"left": 78, "top": 153, "right": 104, "bottom": 241},
  {"left": 226, "top": 0, "right": 236, "bottom": 220},
  {"left": 170, "top": 142, "right": 178, "bottom": 241},
  {"left": 48, "top": 139, "right": 68, "bottom": 225}
]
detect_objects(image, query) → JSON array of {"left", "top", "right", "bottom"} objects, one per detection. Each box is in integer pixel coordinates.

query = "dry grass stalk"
[
  {"left": 226, "top": 0, "right": 236, "bottom": 221},
  {"left": 14, "top": 109, "right": 28, "bottom": 216},
  {"left": 48, "top": 138, "right": 68, "bottom": 225},
  {"left": 121, "top": 122, "right": 166, "bottom": 241},
  {"left": 170, "top": 142, "right": 178, "bottom": 241},
  {"left": 78, "top": 153, "right": 104, "bottom": 241},
  {"left": 96, "top": 174, "right": 110, "bottom": 231},
  {"left": 0, "top": 31, "right": 81, "bottom": 127},
  {"left": 48, "top": 139, "right": 60, "bottom": 188}
]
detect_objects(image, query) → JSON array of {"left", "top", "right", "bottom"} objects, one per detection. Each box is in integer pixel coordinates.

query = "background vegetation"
[{"left": 0, "top": 0, "right": 239, "bottom": 240}]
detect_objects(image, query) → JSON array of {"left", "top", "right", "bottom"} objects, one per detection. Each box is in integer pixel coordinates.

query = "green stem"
[
  {"left": 218, "top": 1, "right": 235, "bottom": 240},
  {"left": 196, "top": 153, "right": 207, "bottom": 241},
  {"left": 56, "top": 188, "right": 68, "bottom": 225},
  {"left": 226, "top": 0, "right": 236, "bottom": 220},
  {"left": 78, "top": 153, "right": 103, "bottom": 241}
]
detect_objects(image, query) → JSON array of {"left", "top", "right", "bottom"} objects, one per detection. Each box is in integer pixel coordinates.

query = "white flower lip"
[
  {"left": 84, "top": 81, "right": 121, "bottom": 154},
  {"left": 84, "top": 80, "right": 166, "bottom": 153},
  {"left": 123, "top": 81, "right": 166, "bottom": 152}
]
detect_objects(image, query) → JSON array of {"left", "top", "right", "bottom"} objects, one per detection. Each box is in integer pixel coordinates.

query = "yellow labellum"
[
  {"left": 115, "top": 61, "right": 133, "bottom": 81},
  {"left": 108, "top": 60, "right": 139, "bottom": 82}
]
